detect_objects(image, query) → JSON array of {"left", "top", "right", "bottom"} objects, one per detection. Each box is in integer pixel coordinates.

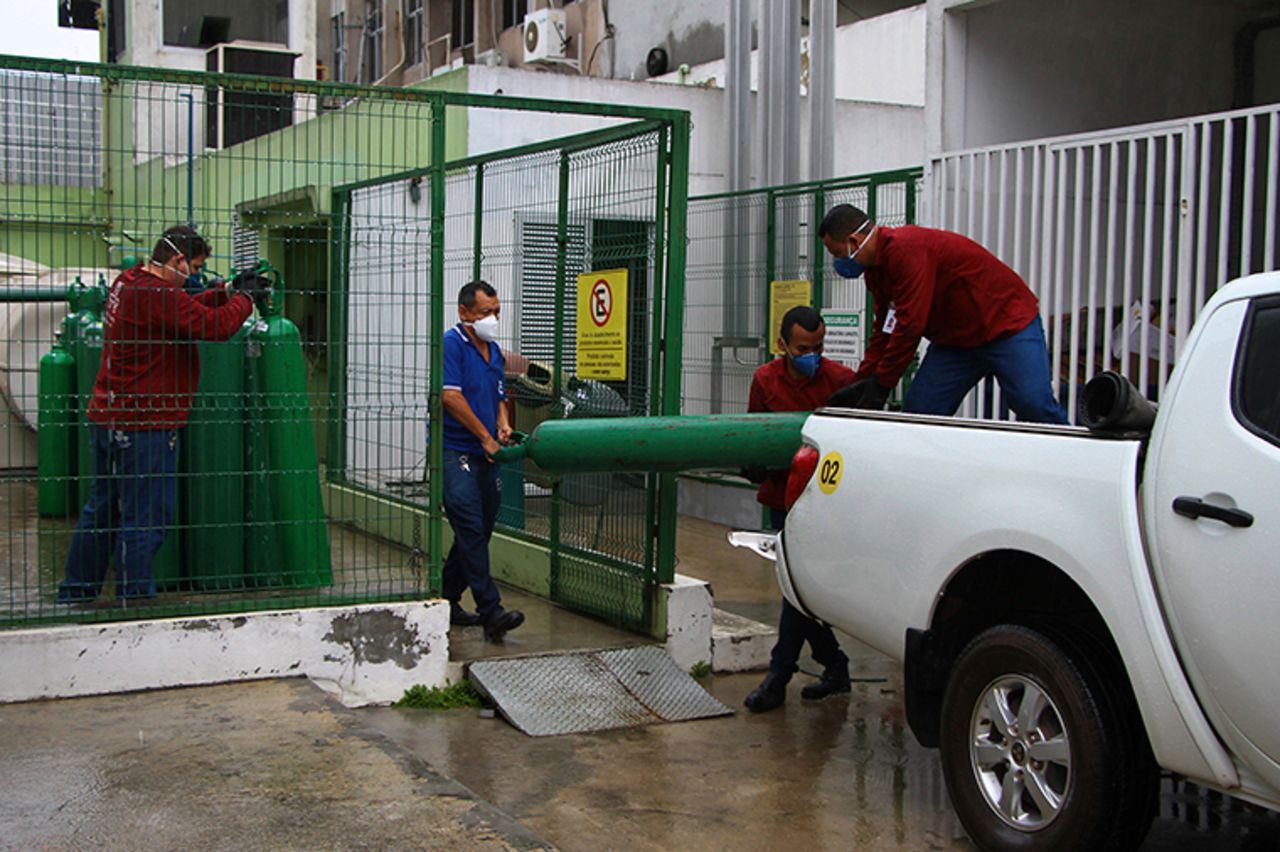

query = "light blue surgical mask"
[{"left": 833, "top": 221, "right": 873, "bottom": 279}]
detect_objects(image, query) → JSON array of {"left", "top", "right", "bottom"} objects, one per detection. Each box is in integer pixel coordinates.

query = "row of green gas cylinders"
[{"left": 36, "top": 276, "right": 332, "bottom": 591}]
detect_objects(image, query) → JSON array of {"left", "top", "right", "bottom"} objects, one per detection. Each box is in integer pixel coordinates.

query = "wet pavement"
[
  {"left": 0, "top": 678, "right": 548, "bottom": 851},
  {"left": 2, "top": 515, "right": 1279, "bottom": 849}
]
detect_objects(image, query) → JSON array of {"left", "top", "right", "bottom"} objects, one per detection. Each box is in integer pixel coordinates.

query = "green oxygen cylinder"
[
  {"left": 60, "top": 278, "right": 87, "bottom": 504},
  {"left": 37, "top": 333, "right": 78, "bottom": 517},
  {"left": 182, "top": 318, "right": 252, "bottom": 590},
  {"left": 492, "top": 412, "right": 813, "bottom": 473},
  {"left": 73, "top": 293, "right": 104, "bottom": 508},
  {"left": 244, "top": 286, "right": 332, "bottom": 588}
]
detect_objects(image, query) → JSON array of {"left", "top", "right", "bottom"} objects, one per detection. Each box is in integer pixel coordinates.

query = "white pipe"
[{"left": 807, "top": 0, "right": 835, "bottom": 183}]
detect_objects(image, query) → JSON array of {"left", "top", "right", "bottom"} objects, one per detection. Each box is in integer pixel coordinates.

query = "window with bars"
[
  {"left": 404, "top": 0, "right": 424, "bottom": 67},
  {"left": 364, "top": 0, "right": 383, "bottom": 83},
  {"left": 451, "top": 0, "right": 475, "bottom": 49},
  {"left": 502, "top": 0, "right": 528, "bottom": 31}
]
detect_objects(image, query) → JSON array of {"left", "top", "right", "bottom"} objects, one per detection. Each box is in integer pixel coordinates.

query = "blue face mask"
[
  {"left": 790, "top": 351, "right": 822, "bottom": 378},
  {"left": 832, "top": 222, "right": 873, "bottom": 279},
  {"left": 833, "top": 255, "right": 864, "bottom": 280}
]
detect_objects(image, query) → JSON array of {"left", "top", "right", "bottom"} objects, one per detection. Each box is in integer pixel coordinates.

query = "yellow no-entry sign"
[{"left": 577, "top": 268, "right": 628, "bottom": 380}]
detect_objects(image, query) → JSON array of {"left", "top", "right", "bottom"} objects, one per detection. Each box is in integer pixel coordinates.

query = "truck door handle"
[{"left": 1172, "top": 496, "right": 1254, "bottom": 528}]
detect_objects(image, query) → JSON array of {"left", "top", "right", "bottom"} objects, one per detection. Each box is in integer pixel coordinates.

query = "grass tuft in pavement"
[{"left": 395, "top": 680, "right": 485, "bottom": 710}]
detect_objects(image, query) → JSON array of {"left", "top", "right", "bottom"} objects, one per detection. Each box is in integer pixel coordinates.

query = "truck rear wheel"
[{"left": 939, "top": 624, "right": 1153, "bottom": 851}]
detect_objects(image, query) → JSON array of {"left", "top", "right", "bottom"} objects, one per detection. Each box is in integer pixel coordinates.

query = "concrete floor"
[
  {"left": 3, "top": 515, "right": 1279, "bottom": 850},
  {"left": 0, "top": 678, "right": 548, "bottom": 851}
]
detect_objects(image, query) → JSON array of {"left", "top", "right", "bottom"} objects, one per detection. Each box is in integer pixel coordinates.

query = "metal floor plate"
[{"left": 468, "top": 645, "right": 733, "bottom": 737}]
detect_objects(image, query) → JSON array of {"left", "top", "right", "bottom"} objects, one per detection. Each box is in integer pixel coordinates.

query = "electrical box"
[{"left": 523, "top": 8, "right": 567, "bottom": 64}]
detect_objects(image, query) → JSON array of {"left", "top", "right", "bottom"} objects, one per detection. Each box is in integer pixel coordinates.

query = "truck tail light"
[{"left": 784, "top": 444, "right": 819, "bottom": 510}]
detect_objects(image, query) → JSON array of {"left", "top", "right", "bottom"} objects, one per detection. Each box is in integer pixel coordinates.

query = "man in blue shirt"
[{"left": 441, "top": 280, "right": 524, "bottom": 641}]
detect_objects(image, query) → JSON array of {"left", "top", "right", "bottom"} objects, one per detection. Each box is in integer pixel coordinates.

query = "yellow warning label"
[
  {"left": 768, "top": 279, "right": 812, "bottom": 355},
  {"left": 576, "top": 268, "right": 628, "bottom": 380},
  {"left": 817, "top": 451, "right": 843, "bottom": 495}
]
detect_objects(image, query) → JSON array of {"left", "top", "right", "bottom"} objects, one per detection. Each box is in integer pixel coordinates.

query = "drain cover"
[{"left": 468, "top": 645, "right": 733, "bottom": 737}]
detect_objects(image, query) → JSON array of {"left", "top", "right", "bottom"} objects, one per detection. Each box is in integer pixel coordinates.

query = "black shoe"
[
  {"left": 450, "top": 605, "right": 482, "bottom": 627},
  {"left": 744, "top": 672, "right": 789, "bottom": 713},
  {"left": 483, "top": 609, "right": 525, "bottom": 642},
  {"left": 800, "top": 670, "right": 851, "bottom": 700}
]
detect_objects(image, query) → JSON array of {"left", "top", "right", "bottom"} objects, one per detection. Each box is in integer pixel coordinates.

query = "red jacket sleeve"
[
  {"left": 870, "top": 249, "right": 935, "bottom": 386},
  {"left": 149, "top": 286, "right": 253, "bottom": 342},
  {"left": 852, "top": 316, "right": 888, "bottom": 383},
  {"left": 193, "top": 287, "right": 233, "bottom": 307}
]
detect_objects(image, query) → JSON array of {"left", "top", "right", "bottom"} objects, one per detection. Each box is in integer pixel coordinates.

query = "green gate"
[{"left": 329, "top": 117, "right": 689, "bottom": 632}]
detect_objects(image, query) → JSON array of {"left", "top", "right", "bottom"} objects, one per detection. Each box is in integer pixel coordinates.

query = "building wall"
[
  {"left": 465, "top": 65, "right": 924, "bottom": 193},
  {"left": 929, "top": 0, "right": 1278, "bottom": 152},
  {"left": 121, "top": 0, "right": 318, "bottom": 80}
]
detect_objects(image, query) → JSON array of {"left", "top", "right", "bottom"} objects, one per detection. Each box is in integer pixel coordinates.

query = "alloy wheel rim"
[{"left": 969, "top": 674, "right": 1072, "bottom": 830}]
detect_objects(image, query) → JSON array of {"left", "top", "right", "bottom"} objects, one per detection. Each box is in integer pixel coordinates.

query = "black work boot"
[
  {"left": 801, "top": 667, "right": 852, "bottom": 700},
  {"left": 483, "top": 608, "right": 525, "bottom": 642},
  {"left": 744, "top": 672, "right": 789, "bottom": 713},
  {"left": 449, "top": 604, "right": 482, "bottom": 627}
]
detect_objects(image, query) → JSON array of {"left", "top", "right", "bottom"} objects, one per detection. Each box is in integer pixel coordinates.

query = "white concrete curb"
[{"left": 0, "top": 601, "right": 450, "bottom": 708}]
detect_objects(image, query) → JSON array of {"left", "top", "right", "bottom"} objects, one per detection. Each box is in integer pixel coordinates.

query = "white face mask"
[{"left": 468, "top": 314, "right": 500, "bottom": 342}]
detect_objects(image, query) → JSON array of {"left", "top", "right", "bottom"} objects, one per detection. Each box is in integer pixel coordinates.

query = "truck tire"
[{"left": 939, "top": 624, "right": 1153, "bottom": 851}]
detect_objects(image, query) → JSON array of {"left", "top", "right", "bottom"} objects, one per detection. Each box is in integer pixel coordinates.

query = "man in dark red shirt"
[
  {"left": 59, "top": 225, "right": 260, "bottom": 604},
  {"left": 742, "top": 306, "right": 856, "bottom": 713},
  {"left": 818, "top": 204, "right": 1067, "bottom": 423}
]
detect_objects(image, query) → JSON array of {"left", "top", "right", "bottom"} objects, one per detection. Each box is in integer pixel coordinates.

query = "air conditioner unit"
[
  {"left": 523, "top": 8, "right": 567, "bottom": 64},
  {"left": 206, "top": 41, "right": 299, "bottom": 149}
]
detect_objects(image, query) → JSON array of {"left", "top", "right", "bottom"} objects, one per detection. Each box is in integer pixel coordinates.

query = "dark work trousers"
[
  {"left": 902, "top": 315, "right": 1069, "bottom": 423},
  {"left": 60, "top": 424, "right": 177, "bottom": 602},
  {"left": 768, "top": 507, "right": 849, "bottom": 679},
  {"left": 442, "top": 448, "right": 503, "bottom": 621}
]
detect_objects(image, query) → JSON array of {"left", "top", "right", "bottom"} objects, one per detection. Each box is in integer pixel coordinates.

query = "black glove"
[
  {"left": 739, "top": 465, "right": 768, "bottom": 484},
  {"left": 230, "top": 271, "right": 273, "bottom": 302},
  {"left": 827, "top": 378, "right": 891, "bottom": 410}
]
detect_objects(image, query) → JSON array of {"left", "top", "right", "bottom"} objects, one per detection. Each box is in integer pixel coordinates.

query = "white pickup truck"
[{"left": 772, "top": 272, "right": 1280, "bottom": 850}]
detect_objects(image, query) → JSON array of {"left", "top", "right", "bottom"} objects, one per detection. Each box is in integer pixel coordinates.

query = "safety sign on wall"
[
  {"left": 576, "top": 268, "right": 628, "bottom": 380},
  {"left": 822, "top": 310, "right": 862, "bottom": 368},
  {"left": 768, "top": 279, "right": 812, "bottom": 355}
]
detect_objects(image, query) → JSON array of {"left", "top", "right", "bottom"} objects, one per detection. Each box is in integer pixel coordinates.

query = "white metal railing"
[{"left": 926, "top": 103, "right": 1280, "bottom": 422}]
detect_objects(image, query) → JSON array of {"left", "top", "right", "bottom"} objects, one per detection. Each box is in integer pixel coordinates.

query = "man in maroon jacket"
[
  {"left": 742, "top": 306, "right": 856, "bottom": 713},
  {"left": 58, "top": 225, "right": 262, "bottom": 604},
  {"left": 818, "top": 204, "right": 1067, "bottom": 423}
]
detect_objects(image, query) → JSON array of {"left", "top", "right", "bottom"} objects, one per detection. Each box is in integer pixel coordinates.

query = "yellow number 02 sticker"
[{"left": 817, "top": 451, "right": 843, "bottom": 495}]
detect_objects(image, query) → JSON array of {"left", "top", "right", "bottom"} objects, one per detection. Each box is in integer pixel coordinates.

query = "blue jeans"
[
  {"left": 903, "top": 315, "right": 1069, "bottom": 424},
  {"left": 768, "top": 508, "right": 848, "bottom": 679},
  {"left": 60, "top": 425, "right": 178, "bottom": 602},
  {"left": 441, "top": 449, "right": 503, "bottom": 621}
]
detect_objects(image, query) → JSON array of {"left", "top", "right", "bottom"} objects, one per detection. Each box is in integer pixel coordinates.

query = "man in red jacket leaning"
[
  {"left": 818, "top": 204, "right": 1067, "bottom": 423},
  {"left": 58, "top": 224, "right": 266, "bottom": 604}
]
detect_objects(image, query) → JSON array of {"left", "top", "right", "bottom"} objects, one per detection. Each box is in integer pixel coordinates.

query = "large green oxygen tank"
[
  {"left": 493, "top": 412, "right": 812, "bottom": 473},
  {"left": 182, "top": 318, "right": 253, "bottom": 590},
  {"left": 37, "top": 332, "right": 78, "bottom": 517},
  {"left": 244, "top": 290, "right": 332, "bottom": 588},
  {"left": 72, "top": 284, "right": 105, "bottom": 508}
]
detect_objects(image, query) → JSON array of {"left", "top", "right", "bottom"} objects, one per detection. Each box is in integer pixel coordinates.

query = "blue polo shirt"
[{"left": 442, "top": 324, "right": 506, "bottom": 454}]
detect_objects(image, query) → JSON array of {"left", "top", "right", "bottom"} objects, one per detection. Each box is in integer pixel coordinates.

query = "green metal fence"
[
  {"left": 0, "top": 55, "right": 688, "bottom": 631},
  {"left": 683, "top": 169, "right": 923, "bottom": 415}
]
